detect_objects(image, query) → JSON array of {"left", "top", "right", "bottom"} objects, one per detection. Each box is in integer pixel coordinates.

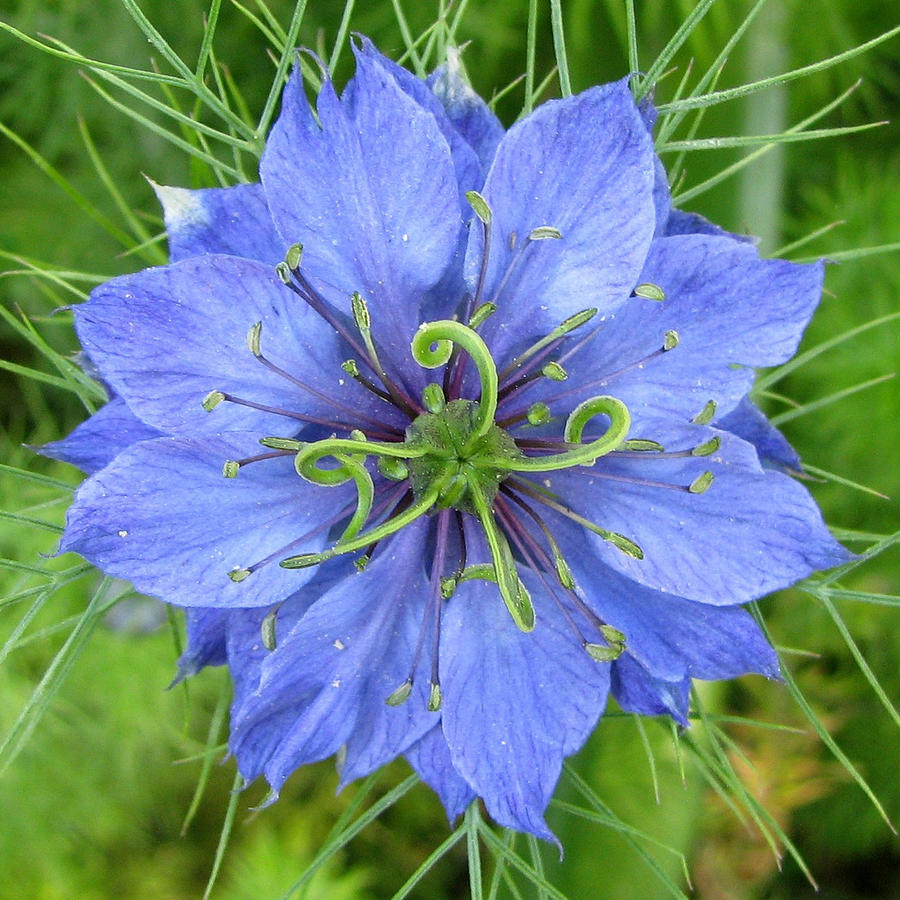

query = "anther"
[
  {"left": 427, "top": 682, "right": 442, "bottom": 712},
  {"left": 692, "top": 399, "right": 717, "bottom": 424},
  {"left": 468, "top": 302, "right": 497, "bottom": 330},
  {"left": 619, "top": 439, "right": 665, "bottom": 452},
  {"left": 632, "top": 282, "right": 666, "bottom": 301},
  {"left": 259, "top": 437, "right": 303, "bottom": 450},
  {"left": 228, "top": 567, "right": 252, "bottom": 583},
  {"left": 691, "top": 436, "right": 721, "bottom": 457},
  {"left": 527, "top": 402, "right": 551, "bottom": 426},
  {"left": 465, "top": 190, "right": 492, "bottom": 224},
  {"left": 261, "top": 607, "right": 279, "bottom": 650},
  {"left": 689, "top": 471, "right": 715, "bottom": 494},
  {"left": 663, "top": 330, "right": 679, "bottom": 351},
  {"left": 223, "top": 460, "right": 240, "bottom": 478},
  {"left": 386, "top": 680, "right": 413, "bottom": 707},
  {"left": 202, "top": 390, "right": 225, "bottom": 411},
  {"left": 542, "top": 361, "right": 567, "bottom": 381},
  {"left": 528, "top": 226, "right": 563, "bottom": 241},
  {"left": 285, "top": 242, "right": 303, "bottom": 271},
  {"left": 247, "top": 321, "right": 262, "bottom": 356}
]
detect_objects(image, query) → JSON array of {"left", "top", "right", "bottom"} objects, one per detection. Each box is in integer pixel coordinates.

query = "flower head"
[{"left": 48, "top": 39, "right": 849, "bottom": 841}]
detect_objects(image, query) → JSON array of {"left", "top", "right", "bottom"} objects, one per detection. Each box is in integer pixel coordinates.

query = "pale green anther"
[
  {"left": 465, "top": 189, "right": 492, "bottom": 224},
  {"left": 261, "top": 609, "right": 278, "bottom": 651},
  {"left": 554, "top": 552, "right": 575, "bottom": 590},
  {"left": 595, "top": 527, "right": 644, "bottom": 560},
  {"left": 422, "top": 382, "right": 446, "bottom": 414},
  {"left": 527, "top": 402, "right": 551, "bottom": 426},
  {"left": 428, "top": 682, "right": 443, "bottom": 712},
  {"left": 620, "top": 439, "right": 665, "bottom": 452},
  {"left": 386, "top": 680, "right": 413, "bottom": 707},
  {"left": 584, "top": 642, "right": 625, "bottom": 662},
  {"left": 285, "top": 242, "right": 303, "bottom": 270},
  {"left": 692, "top": 399, "right": 717, "bottom": 425},
  {"left": 689, "top": 471, "right": 715, "bottom": 494},
  {"left": 349, "top": 429, "right": 367, "bottom": 443},
  {"left": 692, "top": 436, "right": 721, "bottom": 457},
  {"left": 663, "top": 330, "right": 679, "bottom": 351},
  {"left": 222, "top": 460, "right": 240, "bottom": 478},
  {"left": 377, "top": 456, "right": 409, "bottom": 482},
  {"left": 498, "top": 308, "right": 597, "bottom": 382},
  {"left": 632, "top": 282, "right": 666, "bottom": 301},
  {"left": 542, "top": 361, "right": 567, "bottom": 381},
  {"left": 228, "top": 567, "right": 251, "bottom": 583},
  {"left": 528, "top": 225, "right": 563, "bottom": 241},
  {"left": 351, "top": 291, "right": 371, "bottom": 331},
  {"left": 600, "top": 624, "right": 626, "bottom": 645},
  {"left": 275, "top": 261, "right": 292, "bottom": 284},
  {"left": 354, "top": 554, "right": 371, "bottom": 572},
  {"left": 341, "top": 358, "right": 360, "bottom": 377},
  {"left": 246, "top": 321, "right": 262, "bottom": 357},
  {"left": 202, "top": 390, "right": 225, "bottom": 412},
  {"left": 468, "top": 302, "right": 497, "bottom": 330},
  {"left": 440, "top": 576, "right": 457, "bottom": 599},
  {"left": 259, "top": 436, "right": 303, "bottom": 450}
]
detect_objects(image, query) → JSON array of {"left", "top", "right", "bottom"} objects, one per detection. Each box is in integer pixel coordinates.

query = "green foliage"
[{"left": 1, "top": 1, "right": 897, "bottom": 897}]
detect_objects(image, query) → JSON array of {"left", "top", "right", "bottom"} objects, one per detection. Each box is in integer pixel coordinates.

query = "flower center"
[{"left": 405, "top": 399, "right": 522, "bottom": 515}]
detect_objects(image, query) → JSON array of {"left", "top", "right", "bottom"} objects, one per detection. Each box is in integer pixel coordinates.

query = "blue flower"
[{"left": 48, "top": 40, "right": 850, "bottom": 842}]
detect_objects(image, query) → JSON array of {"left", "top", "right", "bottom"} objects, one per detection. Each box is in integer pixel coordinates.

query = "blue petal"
[
  {"left": 260, "top": 62, "right": 461, "bottom": 367},
  {"left": 350, "top": 39, "right": 484, "bottom": 197},
  {"left": 612, "top": 655, "right": 692, "bottom": 725},
  {"left": 439, "top": 528, "right": 610, "bottom": 842},
  {"left": 229, "top": 521, "right": 436, "bottom": 792},
  {"left": 530, "top": 233, "right": 825, "bottom": 426},
  {"left": 75, "top": 254, "right": 403, "bottom": 435},
  {"left": 151, "top": 181, "right": 283, "bottom": 264},
  {"left": 405, "top": 725, "right": 476, "bottom": 824},
  {"left": 665, "top": 208, "right": 756, "bottom": 242},
  {"left": 427, "top": 48, "right": 505, "bottom": 178},
  {"left": 717, "top": 397, "right": 802, "bottom": 472},
  {"left": 38, "top": 397, "right": 162, "bottom": 474},
  {"left": 59, "top": 434, "right": 354, "bottom": 609},
  {"left": 543, "top": 423, "right": 850, "bottom": 604},
  {"left": 464, "top": 79, "right": 656, "bottom": 363},
  {"left": 172, "top": 606, "right": 231, "bottom": 683}
]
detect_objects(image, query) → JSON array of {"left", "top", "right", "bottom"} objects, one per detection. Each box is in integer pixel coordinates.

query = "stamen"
[
  {"left": 422, "top": 383, "right": 446, "bottom": 414},
  {"left": 341, "top": 359, "right": 395, "bottom": 405},
  {"left": 505, "top": 479, "right": 643, "bottom": 560},
  {"left": 612, "top": 436, "right": 720, "bottom": 459},
  {"left": 222, "top": 450, "right": 293, "bottom": 478},
  {"left": 496, "top": 401, "right": 552, "bottom": 429},
  {"left": 494, "top": 498, "right": 625, "bottom": 661},
  {"left": 261, "top": 605, "right": 280, "bottom": 651},
  {"left": 202, "top": 389, "right": 350, "bottom": 427},
  {"left": 497, "top": 307, "right": 597, "bottom": 383},
  {"left": 490, "top": 224, "right": 562, "bottom": 307},
  {"left": 466, "top": 190, "right": 493, "bottom": 306},
  {"left": 351, "top": 292, "right": 421, "bottom": 418}
]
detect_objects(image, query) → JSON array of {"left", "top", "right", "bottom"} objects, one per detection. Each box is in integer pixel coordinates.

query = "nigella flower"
[{"left": 46, "top": 40, "right": 850, "bottom": 842}]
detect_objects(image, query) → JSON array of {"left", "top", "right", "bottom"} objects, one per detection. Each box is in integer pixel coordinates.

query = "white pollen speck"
[
  {"left": 331, "top": 679, "right": 341, "bottom": 688},
  {"left": 543, "top": 479, "right": 551, "bottom": 488},
  {"left": 338, "top": 378, "right": 345, "bottom": 386},
  {"left": 118, "top": 530, "right": 128, "bottom": 538},
  {"left": 402, "top": 233, "right": 409, "bottom": 242},
  {"left": 333, "top": 639, "right": 345, "bottom": 650}
]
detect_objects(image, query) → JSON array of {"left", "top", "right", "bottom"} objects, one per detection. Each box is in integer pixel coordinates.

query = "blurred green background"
[{"left": 0, "top": 1, "right": 897, "bottom": 897}]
